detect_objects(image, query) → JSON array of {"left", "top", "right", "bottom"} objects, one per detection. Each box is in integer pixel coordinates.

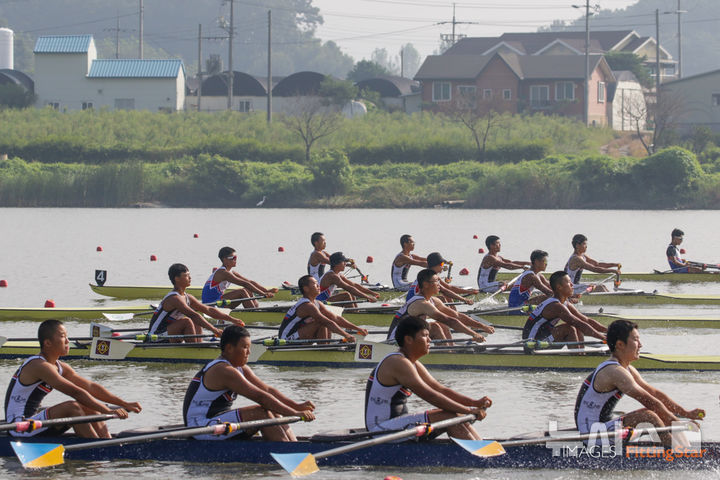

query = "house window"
[
  {"left": 48, "top": 102, "right": 60, "bottom": 110},
  {"left": 82, "top": 102, "right": 93, "bottom": 110},
  {"left": 457, "top": 85, "right": 476, "bottom": 108},
  {"left": 555, "top": 81, "right": 575, "bottom": 101},
  {"left": 664, "top": 66, "right": 676, "bottom": 76},
  {"left": 238, "top": 101, "right": 252, "bottom": 112},
  {"left": 503, "top": 89, "right": 512, "bottom": 100},
  {"left": 483, "top": 89, "right": 493, "bottom": 100},
  {"left": 432, "top": 82, "right": 451, "bottom": 102},
  {"left": 114, "top": 98, "right": 135, "bottom": 110},
  {"left": 712, "top": 94, "right": 720, "bottom": 107},
  {"left": 529, "top": 85, "right": 549, "bottom": 107},
  {"left": 597, "top": 82, "right": 605, "bottom": 103}
]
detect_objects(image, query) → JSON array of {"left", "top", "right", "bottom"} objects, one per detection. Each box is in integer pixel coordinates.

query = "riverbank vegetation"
[{"left": 0, "top": 109, "right": 718, "bottom": 208}]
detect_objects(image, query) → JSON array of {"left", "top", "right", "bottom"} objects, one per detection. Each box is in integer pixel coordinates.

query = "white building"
[
  {"left": 34, "top": 35, "right": 185, "bottom": 111},
  {"left": 611, "top": 70, "right": 646, "bottom": 132}
]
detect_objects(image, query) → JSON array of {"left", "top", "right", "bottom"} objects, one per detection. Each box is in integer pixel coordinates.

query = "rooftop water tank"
[{"left": 0, "top": 28, "right": 13, "bottom": 70}]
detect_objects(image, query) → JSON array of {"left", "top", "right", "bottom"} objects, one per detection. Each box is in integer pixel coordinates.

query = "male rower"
[
  {"left": 406, "top": 252, "right": 478, "bottom": 305},
  {"left": 390, "top": 269, "right": 493, "bottom": 342},
  {"left": 667, "top": 228, "right": 705, "bottom": 273},
  {"left": 391, "top": 234, "right": 427, "bottom": 291},
  {"left": 575, "top": 320, "right": 705, "bottom": 446},
  {"left": 522, "top": 271, "right": 607, "bottom": 347},
  {"left": 4, "top": 319, "right": 142, "bottom": 438},
  {"left": 366, "top": 315, "right": 491, "bottom": 440},
  {"left": 183, "top": 325, "right": 316, "bottom": 441},
  {"left": 307, "top": 232, "right": 330, "bottom": 281},
  {"left": 565, "top": 234, "right": 621, "bottom": 294},
  {"left": 478, "top": 235, "right": 529, "bottom": 293},
  {"left": 149, "top": 263, "right": 242, "bottom": 343},
  {"left": 202, "top": 246, "right": 279, "bottom": 309},
  {"left": 507, "top": 249, "right": 554, "bottom": 312},
  {"left": 318, "top": 252, "right": 380, "bottom": 306},
  {"left": 278, "top": 274, "right": 369, "bottom": 341}
]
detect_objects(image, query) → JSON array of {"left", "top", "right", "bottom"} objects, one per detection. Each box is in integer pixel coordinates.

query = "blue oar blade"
[
  {"left": 451, "top": 437, "right": 506, "bottom": 457},
  {"left": 11, "top": 442, "right": 65, "bottom": 468},
  {"left": 270, "top": 452, "right": 319, "bottom": 477}
]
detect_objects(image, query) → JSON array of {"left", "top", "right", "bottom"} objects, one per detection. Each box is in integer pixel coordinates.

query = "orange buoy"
[
  {"left": 278, "top": 247, "right": 285, "bottom": 252},
  {"left": 478, "top": 248, "right": 485, "bottom": 254},
  {"left": 459, "top": 267, "right": 469, "bottom": 275},
  {"left": 680, "top": 248, "right": 686, "bottom": 254},
  {"left": 366, "top": 256, "right": 374, "bottom": 263},
  {"left": 193, "top": 233, "right": 199, "bottom": 238},
  {"left": 150, "top": 254, "right": 158, "bottom": 261},
  {"left": 44, "top": 299, "right": 56, "bottom": 308},
  {"left": 473, "top": 235, "right": 478, "bottom": 239},
  {"left": 96, "top": 246, "right": 103, "bottom": 252},
  {"left": 385, "top": 476, "right": 403, "bottom": 480},
  {"left": 0, "top": 279, "right": 7, "bottom": 287}
]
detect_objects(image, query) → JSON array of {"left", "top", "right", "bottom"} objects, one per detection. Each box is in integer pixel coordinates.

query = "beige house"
[{"left": 661, "top": 69, "right": 720, "bottom": 133}]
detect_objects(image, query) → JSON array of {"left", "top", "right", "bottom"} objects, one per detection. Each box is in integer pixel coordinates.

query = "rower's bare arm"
[
  {"left": 439, "top": 283, "right": 473, "bottom": 304},
  {"left": 186, "top": 295, "right": 239, "bottom": 329},
  {"left": 567, "top": 303, "right": 607, "bottom": 333},
  {"left": 555, "top": 305, "right": 605, "bottom": 340},
  {"left": 222, "top": 366, "right": 310, "bottom": 418},
  {"left": 40, "top": 363, "right": 117, "bottom": 414},
  {"left": 243, "top": 366, "right": 316, "bottom": 412},
  {"left": 531, "top": 275, "right": 554, "bottom": 296},
  {"left": 304, "top": 303, "right": 356, "bottom": 339},
  {"left": 628, "top": 366, "right": 703, "bottom": 419},
  {"left": 429, "top": 300, "right": 487, "bottom": 341},
  {"left": 577, "top": 256, "right": 617, "bottom": 274},
  {"left": 496, "top": 257, "right": 527, "bottom": 270},
  {"left": 610, "top": 367, "right": 677, "bottom": 424},
  {"left": 337, "top": 276, "right": 376, "bottom": 300}
]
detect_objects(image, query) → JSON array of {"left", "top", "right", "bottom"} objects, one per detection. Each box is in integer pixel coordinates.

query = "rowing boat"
[
  {"left": 495, "top": 271, "right": 720, "bottom": 283},
  {"left": 0, "top": 432, "right": 716, "bottom": 469},
  {"left": 0, "top": 306, "right": 153, "bottom": 321},
  {"left": 2, "top": 339, "right": 719, "bottom": 371}
]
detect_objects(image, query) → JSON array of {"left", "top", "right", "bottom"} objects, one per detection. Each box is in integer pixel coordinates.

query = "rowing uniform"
[
  {"left": 565, "top": 254, "right": 590, "bottom": 294},
  {"left": 365, "top": 352, "right": 429, "bottom": 434},
  {"left": 522, "top": 297, "right": 563, "bottom": 341},
  {"left": 507, "top": 270, "right": 536, "bottom": 311},
  {"left": 574, "top": 359, "right": 624, "bottom": 440},
  {"left": 666, "top": 244, "right": 689, "bottom": 273},
  {"left": 147, "top": 291, "right": 189, "bottom": 339},
  {"left": 4, "top": 355, "right": 69, "bottom": 437},
  {"left": 307, "top": 251, "right": 326, "bottom": 281},
  {"left": 477, "top": 255, "right": 502, "bottom": 293},
  {"left": 278, "top": 298, "right": 319, "bottom": 340},
  {"left": 315, "top": 272, "right": 337, "bottom": 303},
  {"left": 201, "top": 266, "right": 230, "bottom": 303},
  {"left": 387, "top": 294, "right": 427, "bottom": 341},
  {"left": 405, "top": 280, "right": 420, "bottom": 302},
  {"left": 391, "top": 253, "right": 412, "bottom": 291},
  {"left": 183, "top": 358, "right": 250, "bottom": 440}
]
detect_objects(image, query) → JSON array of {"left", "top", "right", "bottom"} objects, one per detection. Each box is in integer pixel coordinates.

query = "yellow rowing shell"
[{"left": 495, "top": 271, "right": 720, "bottom": 283}]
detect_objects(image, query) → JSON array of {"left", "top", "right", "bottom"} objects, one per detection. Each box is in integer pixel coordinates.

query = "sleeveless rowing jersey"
[
  {"left": 477, "top": 254, "right": 499, "bottom": 290},
  {"left": 666, "top": 244, "right": 684, "bottom": 269},
  {"left": 522, "top": 297, "right": 561, "bottom": 340},
  {"left": 391, "top": 253, "right": 411, "bottom": 290},
  {"left": 183, "top": 358, "right": 244, "bottom": 425},
  {"left": 574, "top": 359, "right": 625, "bottom": 433},
  {"left": 4, "top": 355, "right": 63, "bottom": 422},
  {"left": 507, "top": 270, "right": 536, "bottom": 308},
  {"left": 387, "top": 295, "right": 427, "bottom": 341},
  {"left": 315, "top": 271, "right": 337, "bottom": 303},
  {"left": 278, "top": 298, "right": 318, "bottom": 340},
  {"left": 405, "top": 280, "right": 420, "bottom": 302},
  {"left": 307, "top": 252, "right": 326, "bottom": 281},
  {"left": 201, "top": 266, "right": 230, "bottom": 303},
  {"left": 148, "top": 291, "right": 189, "bottom": 337},
  {"left": 365, "top": 352, "right": 412, "bottom": 429},
  {"left": 565, "top": 254, "right": 585, "bottom": 284}
]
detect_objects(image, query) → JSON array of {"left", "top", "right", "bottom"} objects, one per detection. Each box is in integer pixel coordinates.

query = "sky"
[{"left": 311, "top": 0, "right": 640, "bottom": 62}]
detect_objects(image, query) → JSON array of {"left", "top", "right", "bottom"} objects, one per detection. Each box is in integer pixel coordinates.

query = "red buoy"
[
  {"left": 193, "top": 233, "right": 199, "bottom": 238},
  {"left": 0, "top": 279, "right": 7, "bottom": 287},
  {"left": 111, "top": 332, "right": 121, "bottom": 337},
  {"left": 680, "top": 248, "right": 686, "bottom": 254},
  {"left": 96, "top": 246, "right": 103, "bottom": 252},
  {"left": 459, "top": 267, "right": 469, "bottom": 275},
  {"left": 278, "top": 246, "right": 285, "bottom": 252},
  {"left": 385, "top": 477, "right": 404, "bottom": 480},
  {"left": 473, "top": 235, "right": 478, "bottom": 239},
  {"left": 478, "top": 248, "right": 485, "bottom": 254},
  {"left": 381, "top": 303, "right": 389, "bottom": 307},
  {"left": 366, "top": 256, "right": 374, "bottom": 263},
  {"left": 150, "top": 254, "right": 158, "bottom": 261},
  {"left": 44, "top": 299, "right": 56, "bottom": 308}
]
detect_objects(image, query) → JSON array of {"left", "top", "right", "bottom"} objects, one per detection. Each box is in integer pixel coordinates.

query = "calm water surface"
[{"left": 0, "top": 208, "right": 719, "bottom": 479}]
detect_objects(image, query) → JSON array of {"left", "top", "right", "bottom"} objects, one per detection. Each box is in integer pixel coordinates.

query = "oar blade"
[
  {"left": 89, "top": 338, "right": 136, "bottom": 360},
  {"left": 101, "top": 313, "right": 135, "bottom": 321},
  {"left": 11, "top": 442, "right": 65, "bottom": 469},
  {"left": 270, "top": 452, "right": 319, "bottom": 477},
  {"left": 451, "top": 438, "right": 506, "bottom": 457},
  {"left": 0, "top": 335, "right": 6, "bottom": 347},
  {"left": 248, "top": 343, "right": 267, "bottom": 363},
  {"left": 354, "top": 336, "right": 396, "bottom": 363}
]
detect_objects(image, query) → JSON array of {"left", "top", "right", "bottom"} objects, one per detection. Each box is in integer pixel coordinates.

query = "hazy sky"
[{"left": 311, "top": 0, "right": 640, "bottom": 62}]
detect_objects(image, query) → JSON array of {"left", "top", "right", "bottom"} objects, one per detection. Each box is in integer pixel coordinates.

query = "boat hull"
[{"left": 496, "top": 271, "right": 720, "bottom": 283}]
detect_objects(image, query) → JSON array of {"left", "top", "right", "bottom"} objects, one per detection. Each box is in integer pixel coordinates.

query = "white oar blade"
[
  {"left": 354, "top": 336, "right": 396, "bottom": 363},
  {"left": 271, "top": 452, "right": 319, "bottom": 477},
  {"left": 89, "top": 338, "right": 136, "bottom": 360},
  {"left": 324, "top": 304, "right": 344, "bottom": 317},
  {"left": 248, "top": 343, "right": 267, "bottom": 363},
  {"left": 102, "top": 313, "right": 135, "bottom": 321},
  {"left": 0, "top": 336, "right": 6, "bottom": 347},
  {"left": 451, "top": 437, "right": 506, "bottom": 457},
  {"left": 90, "top": 322, "right": 114, "bottom": 338},
  {"left": 11, "top": 442, "right": 66, "bottom": 469}
]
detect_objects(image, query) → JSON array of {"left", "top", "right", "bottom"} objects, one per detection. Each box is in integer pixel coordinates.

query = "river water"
[{"left": 0, "top": 208, "right": 719, "bottom": 479}]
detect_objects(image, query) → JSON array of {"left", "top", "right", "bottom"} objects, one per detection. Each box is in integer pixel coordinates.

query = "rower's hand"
[
  {"left": 685, "top": 408, "right": 706, "bottom": 420},
  {"left": 568, "top": 296, "right": 579, "bottom": 304},
  {"left": 212, "top": 327, "right": 224, "bottom": 337},
  {"left": 365, "top": 295, "right": 377, "bottom": 303},
  {"left": 472, "top": 333, "right": 486, "bottom": 343},
  {"left": 112, "top": 408, "right": 129, "bottom": 419},
  {"left": 468, "top": 407, "right": 487, "bottom": 421},
  {"left": 297, "top": 401, "right": 316, "bottom": 411},
  {"left": 298, "top": 410, "right": 316, "bottom": 422},
  {"left": 265, "top": 291, "right": 275, "bottom": 298},
  {"left": 479, "top": 324, "right": 494, "bottom": 334},
  {"left": 268, "top": 287, "right": 279, "bottom": 294},
  {"left": 474, "top": 396, "right": 492, "bottom": 409},
  {"left": 463, "top": 297, "right": 474, "bottom": 305},
  {"left": 354, "top": 328, "right": 369, "bottom": 337},
  {"left": 445, "top": 276, "right": 453, "bottom": 284},
  {"left": 343, "top": 334, "right": 356, "bottom": 343},
  {"left": 121, "top": 401, "right": 142, "bottom": 414}
]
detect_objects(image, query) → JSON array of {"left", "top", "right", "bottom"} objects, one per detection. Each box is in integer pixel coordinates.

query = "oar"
[
  {"left": 451, "top": 424, "right": 694, "bottom": 458},
  {"left": 583, "top": 273, "right": 618, "bottom": 294},
  {"left": 12, "top": 416, "right": 303, "bottom": 469},
  {"left": 467, "top": 305, "right": 528, "bottom": 316},
  {"left": 0, "top": 335, "right": 6, "bottom": 347},
  {"left": 468, "top": 314, "right": 523, "bottom": 331},
  {"left": 88, "top": 337, "right": 267, "bottom": 362},
  {"left": 478, "top": 270, "right": 524, "bottom": 304},
  {"left": 0, "top": 413, "right": 117, "bottom": 433},
  {"left": 272, "top": 413, "right": 477, "bottom": 477},
  {"left": 101, "top": 296, "right": 265, "bottom": 321},
  {"left": 689, "top": 260, "right": 720, "bottom": 270},
  {"left": 445, "top": 261, "right": 453, "bottom": 282}
]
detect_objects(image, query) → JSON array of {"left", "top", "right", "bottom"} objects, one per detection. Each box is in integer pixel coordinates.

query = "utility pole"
[
  {"left": 584, "top": 0, "right": 590, "bottom": 126},
  {"left": 400, "top": 47, "right": 404, "bottom": 78},
  {"left": 116, "top": 12, "right": 120, "bottom": 59},
  {"left": 139, "top": 0, "right": 144, "bottom": 59},
  {"left": 656, "top": 9, "right": 660, "bottom": 94},
  {"left": 267, "top": 9, "right": 272, "bottom": 124},
  {"left": 197, "top": 24, "right": 202, "bottom": 112},
  {"left": 439, "top": 3, "right": 476, "bottom": 51},
  {"left": 227, "top": 0, "right": 234, "bottom": 110},
  {"left": 676, "top": 0, "right": 685, "bottom": 78}
]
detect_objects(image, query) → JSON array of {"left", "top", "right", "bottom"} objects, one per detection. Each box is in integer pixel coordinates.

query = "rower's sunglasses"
[{"left": 226, "top": 255, "right": 238, "bottom": 260}]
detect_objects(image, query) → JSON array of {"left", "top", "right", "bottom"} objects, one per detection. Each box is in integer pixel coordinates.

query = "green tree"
[
  {"left": 0, "top": 84, "right": 36, "bottom": 109},
  {"left": 604, "top": 52, "right": 652, "bottom": 89},
  {"left": 318, "top": 77, "right": 358, "bottom": 106},
  {"left": 347, "top": 60, "right": 389, "bottom": 82}
]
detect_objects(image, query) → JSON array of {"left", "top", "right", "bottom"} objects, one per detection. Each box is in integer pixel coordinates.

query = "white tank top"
[
  {"left": 307, "top": 252, "right": 326, "bottom": 281},
  {"left": 477, "top": 254, "right": 500, "bottom": 288},
  {"left": 574, "top": 359, "right": 625, "bottom": 433},
  {"left": 364, "top": 352, "right": 412, "bottom": 429},
  {"left": 391, "top": 253, "right": 411, "bottom": 289},
  {"left": 183, "top": 358, "right": 244, "bottom": 425},
  {"left": 4, "top": 355, "right": 63, "bottom": 422},
  {"left": 565, "top": 254, "right": 585, "bottom": 284}
]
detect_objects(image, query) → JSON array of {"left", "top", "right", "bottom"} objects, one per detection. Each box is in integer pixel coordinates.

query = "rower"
[
  {"left": 565, "top": 234, "right": 621, "bottom": 294},
  {"left": 4, "top": 319, "right": 142, "bottom": 438},
  {"left": 390, "top": 269, "right": 493, "bottom": 342},
  {"left": 201, "top": 246, "right": 279, "bottom": 309},
  {"left": 507, "top": 249, "right": 553, "bottom": 313},
  {"left": 667, "top": 228, "right": 705, "bottom": 273},
  {"left": 406, "top": 252, "right": 478, "bottom": 305},
  {"left": 148, "top": 263, "right": 241, "bottom": 343},
  {"left": 307, "top": 232, "right": 330, "bottom": 281},
  {"left": 391, "top": 234, "right": 427, "bottom": 291},
  {"left": 522, "top": 271, "right": 607, "bottom": 347},
  {"left": 317, "top": 252, "right": 379, "bottom": 307},
  {"left": 366, "top": 315, "right": 491, "bottom": 440},
  {"left": 183, "top": 325, "right": 316, "bottom": 441},
  {"left": 278, "top": 274, "right": 369, "bottom": 341},
  {"left": 575, "top": 320, "right": 705, "bottom": 446},
  {"left": 478, "top": 235, "right": 529, "bottom": 293}
]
